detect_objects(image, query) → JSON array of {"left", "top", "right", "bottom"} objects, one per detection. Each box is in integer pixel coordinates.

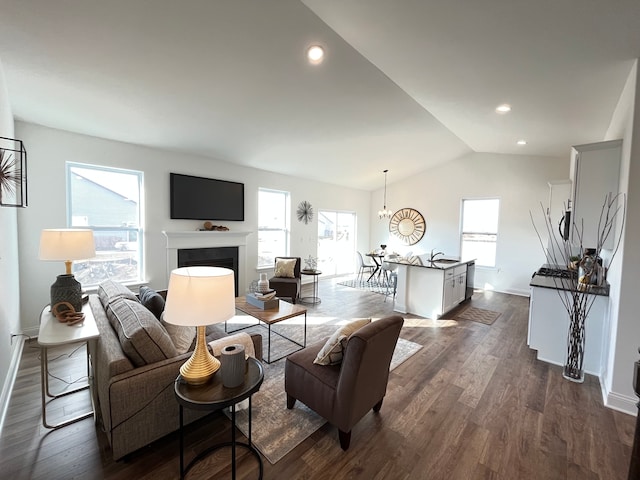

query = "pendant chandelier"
[{"left": 378, "top": 169, "right": 393, "bottom": 219}]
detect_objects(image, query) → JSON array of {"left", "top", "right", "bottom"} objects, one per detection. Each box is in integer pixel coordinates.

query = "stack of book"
[{"left": 246, "top": 290, "right": 279, "bottom": 309}]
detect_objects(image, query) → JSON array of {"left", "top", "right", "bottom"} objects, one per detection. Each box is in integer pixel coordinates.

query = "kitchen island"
[{"left": 390, "top": 255, "right": 475, "bottom": 319}]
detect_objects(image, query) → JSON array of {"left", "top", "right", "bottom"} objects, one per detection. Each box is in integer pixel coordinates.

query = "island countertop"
[{"left": 388, "top": 255, "right": 475, "bottom": 270}]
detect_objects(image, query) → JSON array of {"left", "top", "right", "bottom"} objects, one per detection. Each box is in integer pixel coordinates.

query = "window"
[
  {"left": 258, "top": 188, "right": 290, "bottom": 268},
  {"left": 67, "top": 162, "right": 144, "bottom": 285},
  {"left": 461, "top": 198, "right": 499, "bottom": 267}
]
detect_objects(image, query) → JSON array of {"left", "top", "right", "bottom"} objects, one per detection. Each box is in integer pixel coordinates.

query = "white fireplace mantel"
[{"left": 162, "top": 230, "right": 253, "bottom": 290}]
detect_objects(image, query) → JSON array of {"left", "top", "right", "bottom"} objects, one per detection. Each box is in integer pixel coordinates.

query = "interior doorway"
[{"left": 317, "top": 210, "right": 356, "bottom": 277}]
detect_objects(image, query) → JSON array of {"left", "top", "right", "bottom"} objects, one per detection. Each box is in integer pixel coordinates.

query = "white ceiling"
[{"left": 1, "top": 0, "right": 639, "bottom": 191}]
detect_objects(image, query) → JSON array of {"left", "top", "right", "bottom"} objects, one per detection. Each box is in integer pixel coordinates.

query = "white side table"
[{"left": 38, "top": 301, "right": 100, "bottom": 429}]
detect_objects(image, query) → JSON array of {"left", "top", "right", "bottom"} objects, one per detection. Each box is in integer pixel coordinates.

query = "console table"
[{"left": 38, "top": 302, "right": 100, "bottom": 429}]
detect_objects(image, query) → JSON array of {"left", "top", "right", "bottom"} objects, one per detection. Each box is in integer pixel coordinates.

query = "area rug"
[
  {"left": 225, "top": 336, "right": 422, "bottom": 464},
  {"left": 455, "top": 306, "right": 501, "bottom": 325},
  {"left": 337, "top": 277, "right": 390, "bottom": 295}
]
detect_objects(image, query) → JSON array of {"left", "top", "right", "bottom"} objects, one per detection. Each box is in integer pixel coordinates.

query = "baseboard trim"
[
  {"left": 0, "top": 335, "right": 27, "bottom": 436},
  {"left": 499, "top": 287, "right": 530, "bottom": 297},
  {"left": 605, "top": 389, "right": 637, "bottom": 416}
]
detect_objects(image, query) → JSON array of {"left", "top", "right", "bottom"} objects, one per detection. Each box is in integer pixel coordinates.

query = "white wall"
[
  {"left": 0, "top": 57, "right": 19, "bottom": 432},
  {"left": 602, "top": 60, "right": 640, "bottom": 413},
  {"left": 370, "top": 152, "right": 568, "bottom": 295},
  {"left": 15, "top": 122, "right": 371, "bottom": 334}
]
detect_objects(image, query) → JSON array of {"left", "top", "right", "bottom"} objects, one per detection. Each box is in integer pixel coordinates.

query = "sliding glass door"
[{"left": 317, "top": 210, "right": 356, "bottom": 277}]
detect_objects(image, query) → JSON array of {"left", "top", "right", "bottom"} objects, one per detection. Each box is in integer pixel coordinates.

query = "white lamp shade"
[
  {"left": 164, "top": 266, "right": 235, "bottom": 327},
  {"left": 39, "top": 229, "right": 96, "bottom": 261}
]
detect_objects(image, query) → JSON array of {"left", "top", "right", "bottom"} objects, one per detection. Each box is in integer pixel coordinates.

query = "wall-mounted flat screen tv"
[{"left": 170, "top": 173, "right": 245, "bottom": 221}]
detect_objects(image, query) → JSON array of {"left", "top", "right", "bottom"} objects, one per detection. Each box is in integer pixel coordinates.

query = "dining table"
[{"left": 365, "top": 252, "right": 386, "bottom": 282}]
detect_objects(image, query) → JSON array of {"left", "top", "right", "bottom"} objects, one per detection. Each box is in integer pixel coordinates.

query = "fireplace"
[
  {"left": 178, "top": 247, "right": 239, "bottom": 296},
  {"left": 163, "top": 230, "right": 252, "bottom": 297}
]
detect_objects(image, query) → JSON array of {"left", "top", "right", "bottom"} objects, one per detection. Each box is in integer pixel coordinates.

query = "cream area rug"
[{"left": 224, "top": 335, "right": 422, "bottom": 464}]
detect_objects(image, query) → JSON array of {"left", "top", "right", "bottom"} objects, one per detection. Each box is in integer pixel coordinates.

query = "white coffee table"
[{"left": 38, "top": 301, "right": 100, "bottom": 429}]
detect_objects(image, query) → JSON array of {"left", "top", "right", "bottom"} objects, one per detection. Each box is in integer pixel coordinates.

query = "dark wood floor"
[{"left": 1, "top": 279, "right": 635, "bottom": 479}]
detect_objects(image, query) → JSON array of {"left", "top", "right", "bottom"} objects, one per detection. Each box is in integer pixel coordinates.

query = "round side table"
[
  {"left": 300, "top": 269, "right": 322, "bottom": 304},
  {"left": 174, "top": 356, "right": 264, "bottom": 480}
]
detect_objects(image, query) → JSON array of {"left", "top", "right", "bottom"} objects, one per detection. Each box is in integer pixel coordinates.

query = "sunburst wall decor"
[
  {"left": 389, "top": 208, "right": 426, "bottom": 245},
  {"left": 0, "top": 137, "right": 27, "bottom": 208},
  {"left": 297, "top": 200, "right": 314, "bottom": 224}
]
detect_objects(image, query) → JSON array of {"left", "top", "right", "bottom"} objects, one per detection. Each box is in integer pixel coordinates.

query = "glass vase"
[{"left": 563, "top": 309, "right": 586, "bottom": 383}]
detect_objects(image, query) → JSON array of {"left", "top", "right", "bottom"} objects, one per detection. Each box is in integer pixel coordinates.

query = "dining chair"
[
  {"left": 381, "top": 254, "right": 399, "bottom": 301},
  {"left": 356, "top": 251, "right": 376, "bottom": 283}
]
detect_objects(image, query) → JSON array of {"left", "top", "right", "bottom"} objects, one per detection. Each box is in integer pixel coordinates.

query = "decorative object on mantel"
[
  {"left": 389, "top": 208, "right": 426, "bottom": 245},
  {"left": 378, "top": 169, "right": 393, "bottom": 219},
  {"left": 303, "top": 255, "right": 318, "bottom": 272},
  {"left": 296, "top": 200, "right": 314, "bottom": 224},
  {"left": 531, "top": 193, "right": 626, "bottom": 383},
  {"left": 201, "top": 221, "right": 229, "bottom": 231},
  {"left": 0, "top": 136, "right": 27, "bottom": 207}
]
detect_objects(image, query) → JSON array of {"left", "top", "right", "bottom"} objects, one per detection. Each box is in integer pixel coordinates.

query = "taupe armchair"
[
  {"left": 269, "top": 256, "right": 301, "bottom": 303},
  {"left": 284, "top": 315, "right": 404, "bottom": 450}
]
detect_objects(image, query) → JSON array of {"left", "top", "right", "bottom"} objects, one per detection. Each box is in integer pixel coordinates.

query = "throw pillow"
[
  {"left": 161, "top": 311, "right": 196, "bottom": 355},
  {"left": 138, "top": 285, "right": 165, "bottom": 320},
  {"left": 106, "top": 298, "right": 177, "bottom": 367},
  {"left": 98, "top": 279, "right": 139, "bottom": 308},
  {"left": 314, "top": 318, "right": 372, "bottom": 366},
  {"left": 274, "top": 258, "right": 297, "bottom": 278}
]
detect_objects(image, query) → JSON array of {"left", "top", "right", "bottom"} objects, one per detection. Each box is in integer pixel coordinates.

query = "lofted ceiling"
[{"left": 0, "top": 0, "right": 639, "bottom": 191}]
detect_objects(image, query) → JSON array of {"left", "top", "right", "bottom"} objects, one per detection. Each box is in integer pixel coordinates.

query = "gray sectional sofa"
[{"left": 90, "top": 280, "right": 262, "bottom": 460}]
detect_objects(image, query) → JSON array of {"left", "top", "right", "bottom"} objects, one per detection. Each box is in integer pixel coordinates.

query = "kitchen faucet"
[{"left": 430, "top": 249, "right": 444, "bottom": 262}]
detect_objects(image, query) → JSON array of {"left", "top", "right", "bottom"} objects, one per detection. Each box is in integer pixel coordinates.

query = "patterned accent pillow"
[
  {"left": 274, "top": 258, "right": 297, "bottom": 278},
  {"left": 314, "top": 318, "right": 372, "bottom": 366},
  {"left": 161, "top": 311, "right": 196, "bottom": 355}
]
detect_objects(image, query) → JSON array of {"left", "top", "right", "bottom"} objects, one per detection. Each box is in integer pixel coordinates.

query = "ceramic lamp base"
[{"left": 50, "top": 274, "right": 83, "bottom": 313}]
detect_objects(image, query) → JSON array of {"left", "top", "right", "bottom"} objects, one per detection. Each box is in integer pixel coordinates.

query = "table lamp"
[
  {"left": 163, "top": 266, "right": 235, "bottom": 385},
  {"left": 39, "top": 228, "right": 95, "bottom": 313}
]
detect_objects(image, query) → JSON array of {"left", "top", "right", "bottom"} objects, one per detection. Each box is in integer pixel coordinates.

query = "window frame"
[
  {"left": 460, "top": 197, "right": 500, "bottom": 268},
  {"left": 257, "top": 188, "right": 290, "bottom": 269},
  {"left": 66, "top": 162, "right": 144, "bottom": 286}
]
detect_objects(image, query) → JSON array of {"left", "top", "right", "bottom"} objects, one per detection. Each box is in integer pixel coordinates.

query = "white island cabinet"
[
  {"left": 528, "top": 284, "right": 608, "bottom": 376},
  {"left": 393, "top": 259, "right": 472, "bottom": 319}
]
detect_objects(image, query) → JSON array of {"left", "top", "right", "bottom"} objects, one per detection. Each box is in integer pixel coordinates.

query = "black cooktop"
[{"left": 536, "top": 267, "right": 577, "bottom": 279}]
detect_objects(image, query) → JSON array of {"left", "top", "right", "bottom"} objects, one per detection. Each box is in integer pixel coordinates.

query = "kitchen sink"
[{"left": 431, "top": 258, "right": 459, "bottom": 264}]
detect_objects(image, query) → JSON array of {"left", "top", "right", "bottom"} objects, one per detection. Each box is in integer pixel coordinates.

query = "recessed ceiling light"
[
  {"left": 307, "top": 45, "right": 324, "bottom": 65},
  {"left": 517, "top": 139, "right": 527, "bottom": 145},
  {"left": 496, "top": 104, "right": 511, "bottom": 113}
]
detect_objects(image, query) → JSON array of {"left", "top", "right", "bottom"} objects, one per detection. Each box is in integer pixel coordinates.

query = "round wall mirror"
[{"left": 389, "top": 208, "right": 426, "bottom": 245}]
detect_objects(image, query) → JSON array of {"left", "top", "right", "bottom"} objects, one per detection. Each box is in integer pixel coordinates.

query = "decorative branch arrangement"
[{"left": 531, "top": 192, "right": 626, "bottom": 382}]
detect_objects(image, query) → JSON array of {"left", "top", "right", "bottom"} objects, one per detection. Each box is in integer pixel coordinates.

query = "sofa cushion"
[
  {"left": 98, "top": 279, "right": 139, "bottom": 307},
  {"left": 138, "top": 285, "right": 165, "bottom": 320},
  {"left": 274, "top": 258, "right": 296, "bottom": 278},
  {"left": 105, "top": 297, "right": 177, "bottom": 367},
  {"left": 314, "top": 318, "right": 371, "bottom": 366},
  {"left": 160, "top": 311, "right": 196, "bottom": 355}
]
